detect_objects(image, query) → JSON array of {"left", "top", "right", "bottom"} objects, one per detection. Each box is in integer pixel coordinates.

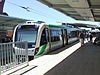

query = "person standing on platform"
[
  {"left": 86, "top": 32, "right": 90, "bottom": 42},
  {"left": 90, "top": 33, "right": 93, "bottom": 42},
  {"left": 79, "top": 32, "right": 85, "bottom": 46}
]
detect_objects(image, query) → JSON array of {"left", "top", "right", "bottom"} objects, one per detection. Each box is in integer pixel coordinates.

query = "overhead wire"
[
  {"left": 6, "top": 1, "right": 60, "bottom": 21},
  {"left": 6, "top": 1, "right": 30, "bottom": 12}
]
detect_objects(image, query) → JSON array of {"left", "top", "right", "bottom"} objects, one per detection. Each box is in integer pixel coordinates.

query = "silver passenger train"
[{"left": 13, "top": 21, "right": 80, "bottom": 60}]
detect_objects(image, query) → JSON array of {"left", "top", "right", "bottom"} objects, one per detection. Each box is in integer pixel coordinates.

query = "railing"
[{"left": 0, "top": 41, "right": 28, "bottom": 74}]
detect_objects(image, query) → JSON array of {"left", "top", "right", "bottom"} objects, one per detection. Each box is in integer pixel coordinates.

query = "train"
[{"left": 13, "top": 21, "right": 81, "bottom": 60}]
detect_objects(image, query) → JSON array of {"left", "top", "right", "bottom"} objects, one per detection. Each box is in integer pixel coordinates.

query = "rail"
[{"left": 0, "top": 41, "right": 28, "bottom": 75}]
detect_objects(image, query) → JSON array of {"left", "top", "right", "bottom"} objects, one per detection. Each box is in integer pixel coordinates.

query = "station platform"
[
  {"left": 4, "top": 41, "right": 100, "bottom": 75},
  {"left": 45, "top": 42, "right": 100, "bottom": 75}
]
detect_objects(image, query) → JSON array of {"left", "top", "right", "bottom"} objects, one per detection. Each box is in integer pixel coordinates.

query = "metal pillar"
[{"left": 0, "top": 0, "right": 5, "bottom": 14}]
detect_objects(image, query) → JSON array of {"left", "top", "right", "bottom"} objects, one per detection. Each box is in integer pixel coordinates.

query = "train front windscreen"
[{"left": 15, "top": 25, "right": 38, "bottom": 48}]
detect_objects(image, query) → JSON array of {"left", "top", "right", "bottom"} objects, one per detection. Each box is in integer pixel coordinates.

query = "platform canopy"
[
  {"left": 67, "top": 23, "right": 100, "bottom": 29},
  {"left": 0, "top": 15, "right": 27, "bottom": 30},
  {"left": 38, "top": 0, "right": 100, "bottom": 22}
]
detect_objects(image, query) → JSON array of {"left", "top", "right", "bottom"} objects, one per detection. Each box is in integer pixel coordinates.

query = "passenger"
[
  {"left": 93, "top": 32, "right": 100, "bottom": 45},
  {"left": 90, "top": 33, "right": 93, "bottom": 42},
  {"left": 86, "top": 32, "right": 90, "bottom": 42},
  {"left": 4, "top": 36, "right": 12, "bottom": 43},
  {"left": 79, "top": 32, "right": 85, "bottom": 45}
]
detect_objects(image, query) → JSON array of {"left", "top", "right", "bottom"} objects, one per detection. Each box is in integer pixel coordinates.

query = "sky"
[
  {"left": 3, "top": 0, "right": 76, "bottom": 24},
  {"left": 3, "top": 0, "right": 100, "bottom": 25}
]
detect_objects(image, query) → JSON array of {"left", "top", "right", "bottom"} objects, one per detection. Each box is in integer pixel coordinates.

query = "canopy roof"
[
  {"left": 0, "top": 15, "right": 27, "bottom": 30},
  {"left": 38, "top": 0, "right": 100, "bottom": 22}
]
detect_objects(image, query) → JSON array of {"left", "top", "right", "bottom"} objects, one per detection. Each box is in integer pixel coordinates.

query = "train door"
[
  {"left": 40, "top": 29, "right": 47, "bottom": 45},
  {"left": 47, "top": 28, "right": 51, "bottom": 51},
  {"left": 39, "top": 28, "right": 50, "bottom": 54},
  {"left": 50, "top": 28, "right": 63, "bottom": 50},
  {"left": 61, "top": 29, "right": 65, "bottom": 46},
  {"left": 64, "top": 29, "right": 68, "bottom": 45}
]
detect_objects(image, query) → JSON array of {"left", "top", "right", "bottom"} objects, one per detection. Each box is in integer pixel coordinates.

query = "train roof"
[
  {"left": 16, "top": 21, "right": 82, "bottom": 31},
  {"left": 16, "top": 21, "right": 45, "bottom": 26},
  {"left": 63, "top": 25, "right": 81, "bottom": 31},
  {"left": 48, "top": 24, "right": 64, "bottom": 28},
  {"left": 48, "top": 24, "right": 82, "bottom": 31},
  {"left": 69, "top": 27, "right": 81, "bottom": 31}
]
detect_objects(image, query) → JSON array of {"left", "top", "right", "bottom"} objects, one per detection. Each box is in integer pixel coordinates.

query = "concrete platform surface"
[{"left": 45, "top": 42, "right": 100, "bottom": 75}]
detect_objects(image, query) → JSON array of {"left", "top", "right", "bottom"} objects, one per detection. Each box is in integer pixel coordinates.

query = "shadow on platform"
[{"left": 45, "top": 42, "right": 100, "bottom": 75}]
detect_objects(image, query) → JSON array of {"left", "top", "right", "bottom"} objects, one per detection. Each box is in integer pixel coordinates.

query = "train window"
[
  {"left": 40, "top": 29, "right": 47, "bottom": 45},
  {"left": 69, "top": 31, "right": 77, "bottom": 37},
  {"left": 50, "top": 29, "right": 62, "bottom": 42},
  {"left": 15, "top": 29, "right": 38, "bottom": 43},
  {"left": 18, "top": 25, "right": 39, "bottom": 30}
]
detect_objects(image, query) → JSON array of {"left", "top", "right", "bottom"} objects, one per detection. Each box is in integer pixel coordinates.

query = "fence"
[{"left": 0, "top": 41, "right": 28, "bottom": 74}]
